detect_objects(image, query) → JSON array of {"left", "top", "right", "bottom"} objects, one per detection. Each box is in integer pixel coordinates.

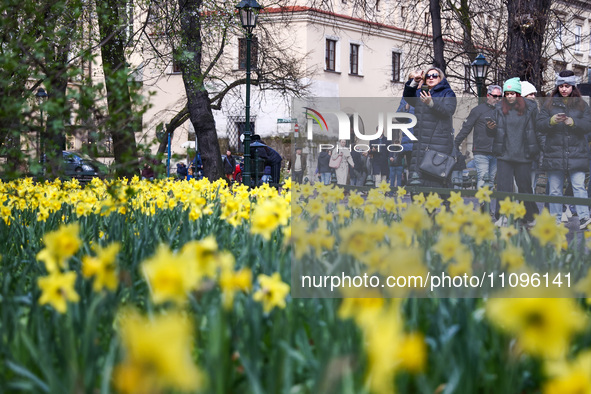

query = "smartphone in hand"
[
  {"left": 421, "top": 84, "right": 429, "bottom": 93},
  {"left": 485, "top": 117, "right": 494, "bottom": 123}
]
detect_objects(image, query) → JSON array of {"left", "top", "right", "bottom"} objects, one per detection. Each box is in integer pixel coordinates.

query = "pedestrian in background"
[
  {"left": 536, "top": 70, "right": 591, "bottom": 229},
  {"left": 454, "top": 84, "right": 502, "bottom": 189},
  {"left": 176, "top": 162, "right": 188, "bottom": 180},
  {"left": 389, "top": 140, "right": 405, "bottom": 190},
  {"left": 521, "top": 81, "right": 543, "bottom": 192},
  {"left": 288, "top": 146, "right": 306, "bottom": 183},
  {"left": 492, "top": 77, "right": 539, "bottom": 226},
  {"left": 396, "top": 97, "right": 414, "bottom": 181},
  {"left": 252, "top": 135, "right": 282, "bottom": 185},
  {"left": 370, "top": 132, "right": 389, "bottom": 186},
  {"left": 193, "top": 152, "right": 203, "bottom": 179},
  {"left": 317, "top": 149, "right": 332, "bottom": 185},
  {"left": 330, "top": 140, "right": 354, "bottom": 185},
  {"left": 224, "top": 150, "right": 236, "bottom": 181}
]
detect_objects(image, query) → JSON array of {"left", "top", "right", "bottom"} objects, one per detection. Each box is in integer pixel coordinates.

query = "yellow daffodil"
[
  {"left": 253, "top": 272, "right": 290, "bottom": 313},
  {"left": 447, "top": 191, "right": 463, "bottom": 208},
  {"left": 432, "top": 233, "right": 463, "bottom": 262},
  {"left": 401, "top": 204, "right": 432, "bottom": 233},
  {"left": 500, "top": 244, "right": 525, "bottom": 270},
  {"left": 81, "top": 242, "right": 121, "bottom": 292},
  {"left": 338, "top": 294, "right": 385, "bottom": 328},
  {"left": 475, "top": 186, "right": 493, "bottom": 203},
  {"left": 486, "top": 294, "right": 587, "bottom": 359},
  {"left": 38, "top": 271, "right": 80, "bottom": 313},
  {"left": 180, "top": 236, "right": 220, "bottom": 280},
  {"left": 498, "top": 197, "right": 514, "bottom": 217},
  {"left": 37, "top": 223, "right": 81, "bottom": 272},
  {"left": 512, "top": 201, "right": 526, "bottom": 220},
  {"left": 251, "top": 199, "right": 289, "bottom": 240},
  {"left": 113, "top": 310, "right": 203, "bottom": 394},
  {"left": 412, "top": 192, "right": 425, "bottom": 206},
  {"left": 219, "top": 268, "right": 253, "bottom": 309},
  {"left": 424, "top": 193, "right": 443, "bottom": 213},
  {"left": 543, "top": 350, "right": 591, "bottom": 394},
  {"left": 531, "top": 209, "right": 567, "bottom": 249},
  {"left": 141, "top": 245, "right": 198, "bottom": 305}
]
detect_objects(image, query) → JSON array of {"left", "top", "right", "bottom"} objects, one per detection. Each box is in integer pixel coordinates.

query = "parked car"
[
  {"left": 42, "top": 151, "right": 106, "bottom": 181},
  {"left": 65, "top": 151, "right": 107, "bottom": 179}
]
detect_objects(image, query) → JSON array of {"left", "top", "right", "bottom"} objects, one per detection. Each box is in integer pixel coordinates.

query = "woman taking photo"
[
  {"left": 492, "top": 77, "right": 539, "bottom": 226},
  {"left": 536, "top": 70, "right": 591, "bottom": 229},
  {"left": 403, "top": 67, "right": 457, "bottom": 188}
]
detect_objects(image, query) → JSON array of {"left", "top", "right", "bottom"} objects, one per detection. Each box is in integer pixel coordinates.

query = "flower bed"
[{"left": 1, "top": 177, "right": 590, "bottom": 393}]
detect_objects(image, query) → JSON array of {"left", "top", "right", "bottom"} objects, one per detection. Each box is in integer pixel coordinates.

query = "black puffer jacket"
[
  {"left": 536, "top": 96, "right": 591, "bottom": 172},
  {"left": 492, "top": 101, "right": 539, "bottom": 163},
  {"left": 403, "top": 78, "right": 457, "bottom": 173}
]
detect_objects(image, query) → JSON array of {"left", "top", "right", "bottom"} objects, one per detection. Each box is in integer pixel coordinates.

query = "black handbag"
[{"left": 419, "top": 131, "right": 457, "bottom": 180}]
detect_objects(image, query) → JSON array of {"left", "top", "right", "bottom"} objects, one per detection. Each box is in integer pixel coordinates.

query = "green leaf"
[{"left": 6, "top": 361, "right": 50, "bottom": 393}]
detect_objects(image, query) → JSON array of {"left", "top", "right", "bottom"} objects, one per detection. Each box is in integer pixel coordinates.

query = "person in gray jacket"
[
  {"left": 492, "top": 78, "right": 539, "bottom": 226},
  {"left": 536, "top": 70, "right": 591, "bottom": 229},
  {"left": 454, "top": 84, "right": 502, "bottom": 189}
]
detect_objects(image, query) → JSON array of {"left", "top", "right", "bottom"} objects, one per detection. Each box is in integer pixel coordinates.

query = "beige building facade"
[{"left": 61, "top": 0, "right": 591, "bottom": 171}]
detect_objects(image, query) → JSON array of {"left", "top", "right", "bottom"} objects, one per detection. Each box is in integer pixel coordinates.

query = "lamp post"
[
  {"left": 471, "top": 54, "right": 490, "bottom": 104},
  {"left": 236, "top": 0, "right": 262, "bottom": 187},
  {"left": 35, "top": 88, "right": 48, "bottom": 165}
]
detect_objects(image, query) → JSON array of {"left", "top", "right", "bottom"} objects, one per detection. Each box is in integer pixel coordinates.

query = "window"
[
  {"left": 400, "top": 6, "right": 406, "bottom": 22},
  {"left": 172, "top": 58, "right": 182, "bottom": 74},
  {"left": 555, "top": 20, "right": 563, "bottom": 50},
  {"left": 425, "top": 12, "right": 430, "bottom": 25},
  {"left": 326, "top": 39, "right": 337, "bottom": 71},
  {"left": 375, "top": 0, "right": 380, "bottom": 12},
  {"left": 238, "top": 37, "right": 258, "bottom": 70},
  {"left": 464, "top": 65, "right": 471, "bottom": 93},
  {"left": 350, "top": 44, "right": 359, "bottom": 75},
  {"left": 392, "top": 52, "right": 401, "bottom": 82},
  {"left": 575, "top": 25, "right": 582, "bottom": 52}
]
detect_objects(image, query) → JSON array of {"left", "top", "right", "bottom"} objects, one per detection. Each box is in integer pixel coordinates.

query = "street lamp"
[
  {"left": 236, "top": 0, "right": 262, "bottom": 187},
  {"left": 35, "top": 88, "right": 48, "bottom": 164},
  {"left": 471, "top": 54, "right": 490, "bottom": 103}
]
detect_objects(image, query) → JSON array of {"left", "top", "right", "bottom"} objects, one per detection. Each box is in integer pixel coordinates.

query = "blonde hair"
[{"left": 424, "top": 67, "right": 445, "bottom": 82}]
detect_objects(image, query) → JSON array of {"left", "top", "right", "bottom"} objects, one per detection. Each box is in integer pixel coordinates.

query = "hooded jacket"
[
  {"left": 403, "top": 78, "right": 457, "bottom": 173},
  {"left": 536, "top": 96, "right": 591, "bottom": 172}
]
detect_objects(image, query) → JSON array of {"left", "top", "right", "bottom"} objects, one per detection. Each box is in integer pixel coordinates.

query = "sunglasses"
[
  {"left": 425, "top": 73, "right": 440, "bottom": 79},
  {"left": 489, "top": 94, "right": 502, "bottom": 98}
]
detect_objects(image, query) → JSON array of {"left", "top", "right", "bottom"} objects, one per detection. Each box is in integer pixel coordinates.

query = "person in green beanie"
[{"left": 492, "top": 77, "right": 540, "bottom": 227}]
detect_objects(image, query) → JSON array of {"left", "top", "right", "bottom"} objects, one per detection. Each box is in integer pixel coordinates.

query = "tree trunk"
[
  {"left": 96, "top": 0, "right": 139, "bottom": 179},
  {"left": 44, "top": 43, "right": 70, "bottom": 179},
  {"left": 177, "top": 0, "right": 223, "bottom": 181},
  {"left": 430, "top": 0, "right": 446, "bottom": 74},
  {"left": 505, "top": 0, "right": 552, "bottom": 90}
]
